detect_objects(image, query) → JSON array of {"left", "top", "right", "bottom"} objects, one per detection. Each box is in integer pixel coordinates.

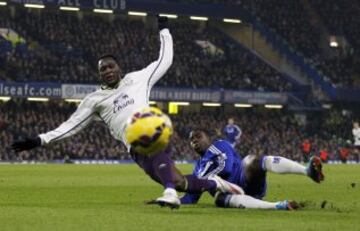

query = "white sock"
[
  {"left": 228, "top": 194, "right": 279, "bottom": 209},
  {"left": 263, "top": 156, "right": 307, "bottom": 175}
]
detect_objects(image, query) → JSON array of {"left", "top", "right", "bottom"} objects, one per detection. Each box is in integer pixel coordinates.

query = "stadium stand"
[
  {"left": 0, "top": 7, "right": 294, "bottom": 91},
  {"left": 157, "top": 0, "right": 360, "bottom": 88},
  {"left": 1, "top": 3, "right": 359, "bottom": 163},
  {"left": 242, "top": 0, "right": 359, "bottom": 88},
  {"left": 311, "top": 0, "right": 360, "bottom": 87},
  {"left": 1, "top": 100, "right": 358, "bottom": 162}
]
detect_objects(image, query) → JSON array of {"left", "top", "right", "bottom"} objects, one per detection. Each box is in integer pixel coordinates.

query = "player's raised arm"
[
  {"left": 11, "top": 96, "right": 97, "bottom": 152},
  {"left": 143, "top": 16, "right": 173, "bottom": 88}
]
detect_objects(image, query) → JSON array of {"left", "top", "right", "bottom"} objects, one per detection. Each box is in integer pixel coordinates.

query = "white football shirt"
[
  {"left": 39, "top": 29, "right": 173, "bottom": 149},
  {"left": 353, "top": 127, "right": 360, "bottom": 146}
]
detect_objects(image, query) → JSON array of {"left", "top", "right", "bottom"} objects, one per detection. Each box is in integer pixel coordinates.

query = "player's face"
[
  {"left": 355, "top": 122, "right": 359, "bottom": 128},
  {"left": 189, "top": 130, "right": 211, "bottom": 155},
  {"left": 98, "top": 58, "right": 121, "bottom": 88},
  {"left": 228, "top": 118, "right": 234, "bottom": 124}
]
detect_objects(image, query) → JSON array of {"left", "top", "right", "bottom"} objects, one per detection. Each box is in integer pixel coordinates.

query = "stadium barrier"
[
  {"left": 0, "top": 82, "right": 62, "bottom": 98},
  {"left": 0, "top": 82, "right": 289, "bottom": 104},
  {"left": 0, "top": 160, "right": 359, "bottom": 164}
]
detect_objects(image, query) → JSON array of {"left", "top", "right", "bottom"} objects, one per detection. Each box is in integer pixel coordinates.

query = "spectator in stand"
[
  {"left": 319, "top": 148, "right": 328, "bottom": 163},
  {"left": 339, "top": 145, "right": 350, "bottom": 164},
  {"left": 302, "top": 139, "right": 312, "bottom": 163}
]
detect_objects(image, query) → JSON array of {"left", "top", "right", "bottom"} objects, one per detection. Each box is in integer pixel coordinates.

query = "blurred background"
[{"left": 0, "top": 0, "right": 359, "bottom": 163}]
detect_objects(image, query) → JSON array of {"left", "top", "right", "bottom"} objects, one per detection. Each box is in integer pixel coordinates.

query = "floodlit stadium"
[{"left": 0, "top": 0, "right": 359, "bottom": 230}]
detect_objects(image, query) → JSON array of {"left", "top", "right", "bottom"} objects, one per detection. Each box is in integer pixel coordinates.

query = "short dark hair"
[
  {"left": 98, "top": 54, "right": 119, "bottom": 64},
  {"left": 189, "top": 128, "right": 210, "bottom": 138}
]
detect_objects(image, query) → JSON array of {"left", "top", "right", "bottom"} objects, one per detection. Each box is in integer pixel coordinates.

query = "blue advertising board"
[
  {"left": 0, "top": 82, "right": 62, "bottom": 98},
  {"left": 0, "top": 82, "right": 291, "bottom": 104}
]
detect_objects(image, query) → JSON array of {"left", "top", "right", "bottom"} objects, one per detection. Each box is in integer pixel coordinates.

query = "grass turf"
[{"left": 0, "top": 164, "right": 359, "bottom": 231}]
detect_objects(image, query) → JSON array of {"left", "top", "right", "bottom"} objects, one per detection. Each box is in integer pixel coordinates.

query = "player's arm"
[
  {"left": 143, "top": 16, "right": 173, "bottom": 88},
  {"left": 11, "top": 96, "right": 97, "bottom": 152},
  {"left": 235, "top": 125, "right": 242, "bottom": 140},
  {"left": 197, "top": 141, "right": 235, "bottom": 179}
]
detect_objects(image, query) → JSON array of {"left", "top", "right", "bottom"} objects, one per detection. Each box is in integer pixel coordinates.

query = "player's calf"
[{"left": 215, "top": 192, "right": 299, "bottom": 210}]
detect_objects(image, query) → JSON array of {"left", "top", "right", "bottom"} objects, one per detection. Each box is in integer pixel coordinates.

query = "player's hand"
[
  {"left": 157, "top": 15, "right": 169, "bottom": 30},
  {"left": 11, "top": 137, "right": 41, "bottom": 152}
]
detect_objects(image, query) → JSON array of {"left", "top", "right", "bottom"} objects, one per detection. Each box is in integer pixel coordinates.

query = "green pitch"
[{"left": 0, "top": 164, "right": 359, "bottom": 231}]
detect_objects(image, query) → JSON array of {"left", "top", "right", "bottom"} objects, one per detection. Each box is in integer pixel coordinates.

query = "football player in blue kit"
[
  {"left": 181, "top": 129, "right": 324, "bottom": 210},
  {"left": 223, "top": 117, "right": 242, "bottom": 148}
]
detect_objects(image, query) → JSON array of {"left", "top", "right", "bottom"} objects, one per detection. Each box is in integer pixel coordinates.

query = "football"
[{"left": 125, "top": 107, "right": 173, "bottom": 156}]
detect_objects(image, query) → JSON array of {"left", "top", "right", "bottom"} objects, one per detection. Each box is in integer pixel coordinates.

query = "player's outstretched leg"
[
  {"left": 176, "top": 170, "right": 244, "bottom": 195},
  {"left": 151, "top": 150, "right": 182, "bottom": 209},
  {"left": 130, "top": 148, "right": 180, "bottom": 209},
  {"left": 176, "top": 175, "right": 244, "bottom": 194},
  {"left": 132, "top": 147, "right": 244, "bottom": 209},
  {"left": 215, "top": 192, "right": 299, "bottom": 210},
  {"left": 262, "top": 155, "right": 324, "bottom": 183},
  {"left": 208, "top": 175, "right": 244, "bottom": 194}
]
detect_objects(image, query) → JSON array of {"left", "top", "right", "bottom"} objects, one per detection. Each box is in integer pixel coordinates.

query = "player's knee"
[
  {"left": 244, "top": 154, "right": 266, "bottom": 182},
  {"left": 244, "top": 154, "right": 264, "bottom": 171}
]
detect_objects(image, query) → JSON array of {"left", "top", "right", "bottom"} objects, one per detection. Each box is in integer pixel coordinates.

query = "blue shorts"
[{"left": 238, "top": 157, "right": 267, "bottom": 199}]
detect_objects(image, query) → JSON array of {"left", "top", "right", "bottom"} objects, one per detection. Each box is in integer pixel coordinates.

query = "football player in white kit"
[
  {"left": 353, "top": 122, "right": 360, "bottom": 153},
  {"left": 11, "top": 16, "right": 242, "bottom": 209}
]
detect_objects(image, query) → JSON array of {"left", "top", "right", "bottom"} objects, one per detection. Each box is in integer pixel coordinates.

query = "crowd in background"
[
  {"left": 243, "top": 0, "right": 359, "bottom": 88},
  {"left": 1, "top": 1, "right": 358, "bottom": 89},
  {"left": 159, "top": 0, "right": 360, "bottom": 88},
  {"left": 1, "top": 100, "right": 358, "bottom": 162},
  {"left": 1, "top": 2, "right": 360, "bottom": 162},
  {"left": 0, "top": 7, "right": 293, "bottom": 92},
  {"left": 311, "top": 0, "right": 360, "bottom": 87},
  {"left": 312, "top": 0, "right": 360, "bottom": 50}
]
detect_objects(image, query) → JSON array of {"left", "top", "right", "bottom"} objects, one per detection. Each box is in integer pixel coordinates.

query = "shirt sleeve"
[
  {"left": 141, "top": 28, "right": 173, "bottom": 89},
  {"left": 39, "top": 96, "right": 97, "bottom": 145},
  {"left": 235, "top": 125, "right": 242, "bottom": 139}
]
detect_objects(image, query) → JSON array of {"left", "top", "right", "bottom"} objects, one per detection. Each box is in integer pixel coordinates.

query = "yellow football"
[{"left": 125, "top": 107, "right": 173, "bottom": 156}]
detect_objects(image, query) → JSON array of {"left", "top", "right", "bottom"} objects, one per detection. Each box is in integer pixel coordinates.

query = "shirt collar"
[{"left": 100, "top": 80, "right": 120, "bottom": 90}]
